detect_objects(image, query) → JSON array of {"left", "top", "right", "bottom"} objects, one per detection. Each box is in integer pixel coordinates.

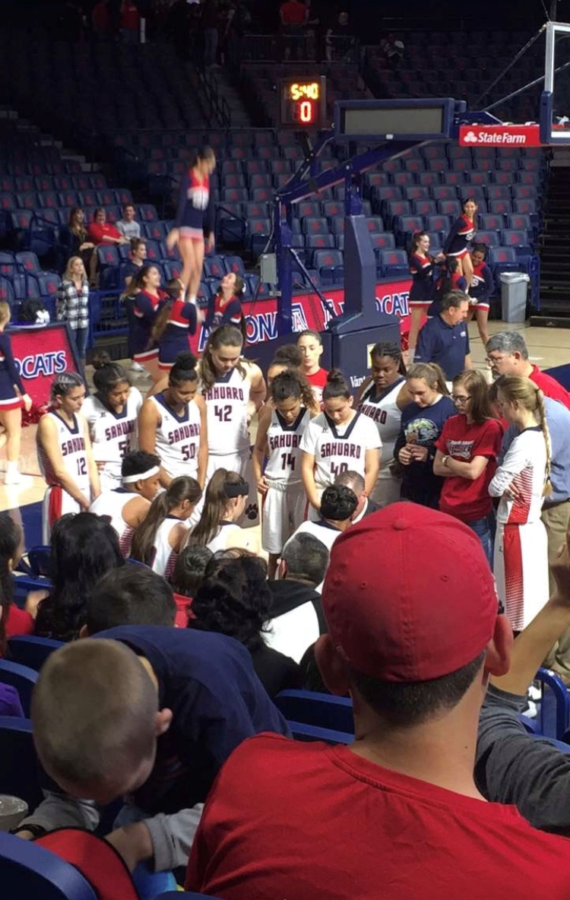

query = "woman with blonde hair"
[
  {"left": 0, "top": 301, "right": 32, "bottom": 484},
  {"left": 489, "top": 375, "right": 551, "bottom": 631},
  {"left": 433, "top": 369, "right": 503, "bottom": 566},
  {"left": 394, "top": 362, "right": 455, "bottom": 508},
  {"left": 57, "top": 256, "right": 90, "bottom": 365}
]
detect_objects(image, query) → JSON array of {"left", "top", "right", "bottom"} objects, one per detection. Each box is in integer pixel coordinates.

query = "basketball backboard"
[{"left": 542, "top": 21, "right": 570, "bottom": 144}]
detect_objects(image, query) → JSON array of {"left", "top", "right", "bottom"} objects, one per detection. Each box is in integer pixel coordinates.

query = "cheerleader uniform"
[
  {"left": 428, "top": 270, "right": 469, "bottom": 318},
  {"left": 176, "top": 169, "right": 214, "bottom": 242},
  {"left": 37, "top": 411, "right": 91, "bottom": 542},
  {"left": 148, "top": 392, "right": 202, "bottom": 481},
  {"left": 150, "top": 516, "right": 192, "bottom": 580},
  {"left": 408, "top": 253, "right": 436, "bottom": 309},
  {"left": 443, "top": 214, "right": 476, "bottom": 260},
  {"left": 469, "top": 259, "right": 494, "bottom": 311},
  {"left": 262, "top": 407, "right": 311, "bottom": 554},
  {"left": 300, "top": 410, "right": 381, "bottom": 520},
  {"left": 359, "top": 378, "right": 405, "bottom": 507},
  {"left": 82, "top": 387, "right": 143, "bottom": 492},
  {"left": 128, "top": 289, "right": 166, "bottom": 364},
  {"left": 205, "top": 293, "right": 243, "bottom": 331},
  {"left": 89, "top": 488, "right": 139, "bottom": 557},
  {"left": 202, "top": 366, "right": 258, "bottom": 525},
  {"left": 489, "top": 426, "right": 549, "bottom": 631},
  {"left": 158, "top": 299, "right": 198, "bottom": 371},
  {"left": 0, "top": 331, "right": 25, "bottom": 410}
]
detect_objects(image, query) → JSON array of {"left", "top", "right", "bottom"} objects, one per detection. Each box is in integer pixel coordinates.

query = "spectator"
[
  {"left": 60, "top": 207, "right": 96, "bottom": 278},
  {"left": 279, "top": 0, "right": 307, "bottom": 60},
  {"left": 84, "top": 566, "right": 176, "bottom": 635},
  {"left": 414, "top": 290, "right": 471, "bottom": 380},
  {"left": 34, "top": 512, "right": 125, "bottom": 643},
  {"left": 57, "top": 256, "right": 90, "bottom": 366},
  {"left": 187, "top": 469, "right": 260, "bottom": 555},
  {"left": 265, "top": 532, "right": 328, "bottom": 663},
  {"left": 0, "top": 514, "right": 34, "bottom": 650},
  {"left": 380, "top": 32, "right": 405, "bottom": 63},
  {"left": 324, "top": 10, "right": 354, "bottom": 62},
  {"left": 87, "top": 208, "right": 128, "bottom": 248},
  {"left": 171, "top": 544, "right": 213, "bottom": 626},
  {"left": 486, "top": 331, "right": 570, "bottom": 411},
  {"left": 394, "top": 362, "right": 455, "bottom": 509},
  {"left": 490, "top": 375, "right": 551, "bottom": 631},
  {"left": 186, "top": 503, "right": 570, "bottom": 900},
  {"left": 334, "top": 470, "right": 381, "bottom": 523},
  {"left": 122, "top": 237, "right": 147, "bottom": 291},
  {"left": 89, "top": 450, "right": 162, "bottom": 557},
  {"left": 433, "top": 369, "right": 503, "bottom": 567},
  {"left": 201, "top": 0, "right": 219, "bottom": 67},
  {"left": 17, "top": 628, "right": 289, "bottom": 870},
  {"left": 92, "top": 0, "right": 112, "bottom": 33},
  {"left": 191, "top": 555, "right": 302, "bottom": 697},
  {"left": 116, "top": 204, "right": 141, "bottom": 241},
  {"left": 120, "top": 0, "right": 140, "bottom": 41},
  {"left": 283, "top": 484, "right": 358, "bottom": 557}
]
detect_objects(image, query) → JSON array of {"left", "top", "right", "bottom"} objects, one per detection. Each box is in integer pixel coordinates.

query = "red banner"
[
  {"left": 458, "top": 124, "right": 542, "bottom": 147},
  {"left": 10, "top": 323, "right": 80, "bottom": 408},
  {"left": 190, "top": 278, "right": 412, "bottom": 354}
]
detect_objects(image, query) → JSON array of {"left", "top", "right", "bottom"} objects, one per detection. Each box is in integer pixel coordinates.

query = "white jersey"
[
  {"left": 151, "top": 516, "right": 191, "bottom": 579},
  {"left": 359, "top": 379, "right": 403, "bottom": 475},
  {"left": 489, "top": 427, "right": 547, "bottom": 526},
  {"left": 37, "top": 410, "right": 91, "bottom": 496},
  {"left": 202, "top": 366, "right": 249, "bottom": 456},
  {"left": 150, "top": 392, "right": 202, "bottom": 479},
  {"left": 300, "top": 410, "right": 381, "bottom": 488},
  {"left": 89, "top": 488, "right": 137, "bottom": 556},
  {"left": 264, "top": 407, "right": 310, "bottom": 485},
  {"left": 206, "top": 521, "right": 256, "bottom": 554},
  {"left": 82, "top": 388, "right": 142, "bottom": 489}
]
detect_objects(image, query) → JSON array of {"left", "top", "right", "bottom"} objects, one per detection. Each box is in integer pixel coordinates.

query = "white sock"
[
  {"left": 188, "top": 294, "right": 197, "bottom": 306},
  {"left": 6, "top": 461, "right": 18, "bottom": 474}
]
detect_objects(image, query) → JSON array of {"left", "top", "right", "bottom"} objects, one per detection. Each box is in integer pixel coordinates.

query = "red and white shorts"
[{"left": 179, "top": 227, "right": 204, "bottom": 243}]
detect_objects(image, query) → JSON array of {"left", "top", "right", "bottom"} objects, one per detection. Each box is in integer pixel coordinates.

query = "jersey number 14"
[{"left": 281, "top": 452, "right": 295, "bottom": 471}]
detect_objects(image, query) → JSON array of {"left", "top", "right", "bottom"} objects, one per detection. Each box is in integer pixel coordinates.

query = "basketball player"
[
  {"left": 130, "top": 475, "right": 203, "bottom": 579},
  {"left": 138, "top": 351, "right": 208, "bottom": 489},
  {"left": 297, "top": 330, "right": 328, "bottom": 404},
  {"left": 358, "top": 341, "right": 411, "bottom": 507},
  {"left": 37, "top": 372, "right": 100, "bottom": 542},
  {"left": 89, "top": 450, "right": 162, "bottom": 557},
  {"left": 199, "top": 325, "right": 266, "bottom": 525},
  {"left": 443, "top": 197, "right": 477, "bottom": 286},
  {"left": 186, "top": 469, "right": 259, "bottom": 555},
  {"left": 300, "top": 369, "right": 381, "bottom": 519},
  {"left": 81, "top": 355, "right": 143, "bottom": 492},
  {"left": 253, "top": 370, "right": 317, "bottom": 576}
]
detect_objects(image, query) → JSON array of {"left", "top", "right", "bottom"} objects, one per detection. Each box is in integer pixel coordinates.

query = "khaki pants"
[{"left": 542, "top": 499, "right": 570, "bottom": 677}]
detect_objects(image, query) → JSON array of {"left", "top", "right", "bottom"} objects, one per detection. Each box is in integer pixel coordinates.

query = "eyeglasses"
[
  {"left": 452, "top": 395, "right": 471, "bottom": 403},
  {"left": 485, "top": 355, "right": 505, "bottom": 367}
]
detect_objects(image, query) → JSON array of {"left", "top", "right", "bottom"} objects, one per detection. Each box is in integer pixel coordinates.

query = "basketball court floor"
[{"left": 2, "top": 321, "right": 569, "bottom": 550}]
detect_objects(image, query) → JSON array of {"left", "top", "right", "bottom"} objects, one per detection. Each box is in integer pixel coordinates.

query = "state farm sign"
[{"left": 458, "top": 124, "right": 542, "bottom": 147}]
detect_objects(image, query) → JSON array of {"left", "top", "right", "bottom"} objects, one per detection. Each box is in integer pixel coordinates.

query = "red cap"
[{"left": 322, "top": 503, "right": 500, "bottom": 682}]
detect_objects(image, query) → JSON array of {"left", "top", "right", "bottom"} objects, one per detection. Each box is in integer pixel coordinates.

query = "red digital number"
[{"left": 299, "top": 100, "right": 313, "bottom": 124}]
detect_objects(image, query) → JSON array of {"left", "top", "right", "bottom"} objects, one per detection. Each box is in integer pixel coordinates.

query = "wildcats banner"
[
  {"left": 10, "top": 323, "right": 80, "bottom": 407},
  {"left": 458, "top": 124, "right": 542, "bottom": 147},
  {"left": 190, "top": 278, "right": 412, "bottom": 354}
]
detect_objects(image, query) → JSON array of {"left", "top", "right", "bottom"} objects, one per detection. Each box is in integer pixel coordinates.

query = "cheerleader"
[
  {"left": 297, "top": 330, "right": 328, "bottom": 404},
  {"left": 427, "top": 257, "right": 468, "bottom": 318},
  {"left": 0, "top": 301, "right": 32, "bottom": 485},
  {"left": 81, "top": 354, "right": 143, "bottom": 492},
  {"left": 166, "top": 145, "right": 216, "bottom": 304},
  {"left": 199, "top": 325, "right": 266, "bottom": 525},
  {"left": 253, "top": 370, "right": 318, "bottom": 576},
  {"left": 443, "top": 197, "right": 477, "bottom": 287},
  {"left": 300, "top": 369, "right": 381, "bottom": 519},
  {"left": 358, "top": 341, "right": 411, "bottom": 507},
  {"left": 89, "top": 450, "right": 161, "bottom": 556},
  {"left": 407, "top": 232, "right": 444, "bottom": 360},
  {"left": 467, "top": 243, "right": 494, "bottom": 347},
  {"left": 126, "top": 264, "right": 167, "bottom": 385},
  {"left": 489, "top": 375, "right": 551, "bottom": 631},
  {"left": 139, "top": 351, "right": 208, "bottom": 489},
  {"left": 186, "top": 468, "right": 260, "bottom": 555},
  {"left": 153, "top": 278, "right": 198, "bottom": 374},
  {"left": 37, "top": 372, "right": 100, "bottom": 542},
  {"left": 205, "top": 272, "right": 246, "bottom": 335},
  {"left": 130, "top": 475, "right": 202, "bottom": 579}
]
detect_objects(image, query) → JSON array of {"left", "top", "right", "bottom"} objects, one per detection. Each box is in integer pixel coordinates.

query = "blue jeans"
[
  {"left": 73, "top": 326, "right": 88, "bottom": 361},
  {"left": 466, "top": 513, "right": 494, "bottom": 570}
]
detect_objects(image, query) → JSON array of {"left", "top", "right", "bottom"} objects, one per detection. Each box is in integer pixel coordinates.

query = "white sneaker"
[
  {"left": 4, "top": 469, "right": 21, "bottom": 485},
  {"left": 130, "top": 361, "right": 145, "bottom": 373}
]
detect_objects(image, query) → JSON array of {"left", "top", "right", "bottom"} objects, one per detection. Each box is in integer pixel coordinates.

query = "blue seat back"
[
  {"left": 0, "top": 717, "right": 44, "bottom": 809},
  {"left": 0, "top": 660, "right": 38, "bottom": 717},
  {"left": 8, "top": 636, "right": 63, "bottom": 671},
  {"left": 274, "top": 689, "right": 355, "bottom": 733},
  {"left": 0, "top": 832, "right": 97, "bottom": 900}
]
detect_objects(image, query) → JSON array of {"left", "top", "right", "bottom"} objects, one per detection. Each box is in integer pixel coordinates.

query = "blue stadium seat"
[
  {"left": 405, "top": 186, "right": 430, "bottom": 201},
  {"left": 322, "top": 200, "right": 344, "bottom": 218},
  {"left": 16, "top": 192, "right": 36, "bottom": 210},
  {"left": 506, "top": 213, "right": 532, "bottom": 233},
  {"left": 58, "top": 190, "right": 79, "bottom": 208},
  {"left": 222, "top": 173, "right": 246, "bottom": 189},
  {"left": 252, "top": 187, "right": 272, "bottom": 203},
  {"left": 203, "top": 255, "right": 227, "bottom": 281},
  {"left": 16, "top": 251, "right": 41, "bottom": 273},
  {"left": 501, "top": 230, "right": 533, "bottom": 258},
  {"left": 97, "top": 245, "right": 120, "bottom": 271},
  {"left": 488, "top": 246, "right": 520, "bottom": 281},
  {"left": 0, "top": 831, "right": 97, "bottom": 900},
  {"left": 302, "top": 217, "right": 329, "bottom": 236},
  {"left": 274, "top": 689, "right": 354, "bottom": 732},
  {"left": 364, "top": 216, "right": 385, "bottom": 234},
  {"left": 224, "top": 256, "right": 245, "bottom": 277},
  {"left": 298, "top": 202, "right": 321, "bottom": 219},
  {"left": 417, "top": 172, "right": 441, "bottom": 186},
  {"left": 436, "top": 199, "right": 461, "bottom": 217},
  {"left": 245, "top": 201, "right": 269, "bottom": 219},
  {"left": 514, "top": 198, "right": 537, "bottom": 217},
  {"left": 0, "top": 660, "right": 38, "bottom": 717},
  {"left": 391, "top": 172, "right": 415, "bottom": 187},
  {"left": 411, "top": 199, "right": 436, "bottom": 216},
  {"left": 305, "top": 234, "right": 335, "bottom": 250},
  {"left": 35, "top": 273, "right": 61, "bottom": 302},
  {"left": 8, "top": 636, "right": 62, "bottom": 671},
  {"left": 426, "top": 214, "right": 451, "bottom": 234},
  {"left": 163, "top": 262, "right": 182, "bottom": 282},
  {"left": 15, "top": 176, "right": 34, "bottom": 193},
  {"left": 79, "top": 190, "right": 98, "bottom": 207},
  {"left": 370, "top": 233, "right": 396, "bottom": 252},
  {"left": 313, "top": 249, "right": 344, "bottom": 285},
  {"left": 137, "top": 204, "right": 158, "bottom": 222},
  {"left": 395, "top": 215, "right": 424, "bottom": 241},
  {"left": 476, "top": 230, "right": 500, "bottom": 248},
  {"left": 379, "top": 249, "right": 409, "bottom": 277},
  {"left": 489, "top": 199, "right": 513, "bottom": 216}
]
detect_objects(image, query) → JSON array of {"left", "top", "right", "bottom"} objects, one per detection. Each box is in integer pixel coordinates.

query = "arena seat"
[
  {"left": 8, "top": 636, "right": 63, "bottom": 671},
  {"left": 0, "top": 832, "right": 97, "bottom": 900},
  {"left": 274, "top": 690, "right": 354, "bottom": 733},
  {"left": 0, "top": 660, "right": 38, "bottom": 717}
]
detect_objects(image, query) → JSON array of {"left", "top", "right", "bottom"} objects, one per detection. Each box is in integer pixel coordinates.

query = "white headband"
[{"left": 122, "top": 465, "right": 160, "bottom": 484}]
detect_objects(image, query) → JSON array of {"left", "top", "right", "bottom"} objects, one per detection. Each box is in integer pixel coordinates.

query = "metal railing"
[
  {"left": 194, "top": 65, "right": 232, "bottom": 129},
  {"left": 233, "top": 34, "right": 360, "bottom": 65}
]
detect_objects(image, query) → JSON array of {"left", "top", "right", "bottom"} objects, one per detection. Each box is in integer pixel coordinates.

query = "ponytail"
[
  {"left": 407, "top": 362, "right": 449, "bottom": 396},
  {"left": 131, "top": 476, "right": 202, "bottom": 564},
  {"left": 495, "top": 375, "right": 552, "bottom": 497},
  {"left": 187, "top": 469, "right": 247, "bottom": 547},
  {"left": 535, "top": 389, "right": 553, "bottom": 496},
  {"left": 151, "top": 298, "right": 174, "bottom": 345}
]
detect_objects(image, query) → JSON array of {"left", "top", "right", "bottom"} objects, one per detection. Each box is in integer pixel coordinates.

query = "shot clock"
[{"left": 279, "top": 76, "right": 327, "bottom": 128}]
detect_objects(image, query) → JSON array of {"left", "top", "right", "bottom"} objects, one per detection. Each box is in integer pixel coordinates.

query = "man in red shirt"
[
  {"left": 186, "top": 504, "right": 570, "bottom": 900},
  {"left": 279, "top": 0, "right": 307, "bottom": 60},
  {"left": 486, "top": 330, "right": 570, "bottom": 410},
  {"left": 87, "top": 208, "right": 129, "bottom": 247}
]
